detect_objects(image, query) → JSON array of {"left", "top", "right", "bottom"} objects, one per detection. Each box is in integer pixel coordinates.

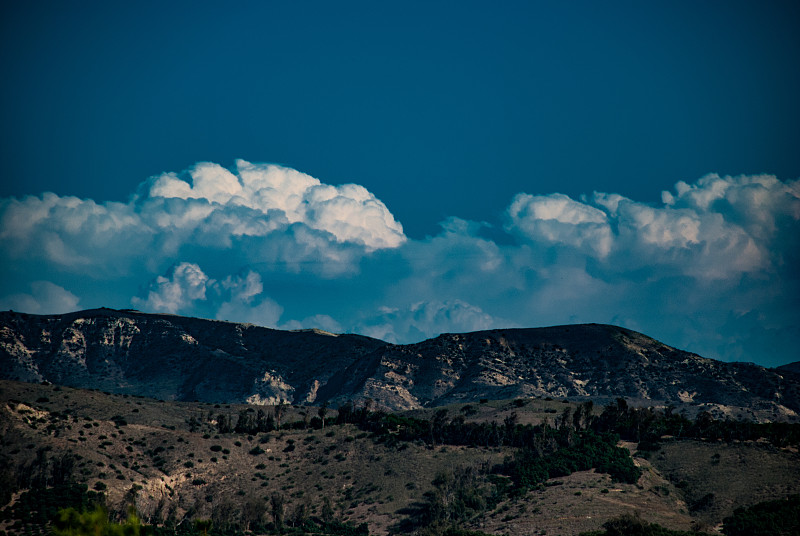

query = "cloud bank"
[{"left": 1, "top": 162, "right": 798, "bottom": 367}]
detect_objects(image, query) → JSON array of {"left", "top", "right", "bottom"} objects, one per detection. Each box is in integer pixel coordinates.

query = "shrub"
[{"left": 722, "top": 494, "right": 800, "bottom": 536}]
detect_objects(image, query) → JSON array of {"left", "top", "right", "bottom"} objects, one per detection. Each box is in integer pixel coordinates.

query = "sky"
[{"left": 0, "top": 1, "right": 798, "bottom": 367}]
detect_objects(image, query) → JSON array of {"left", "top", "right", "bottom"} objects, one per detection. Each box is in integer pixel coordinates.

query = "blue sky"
[{"left": 1, "top": 1, "right": 798, "bottom": 367}]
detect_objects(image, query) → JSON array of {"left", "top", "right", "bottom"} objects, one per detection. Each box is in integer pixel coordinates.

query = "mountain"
[
  {"left": 777, "top": 361, "right": 800, "bottom": 375},
  {"left": 0, "top": 308, "right": 384, "bottom": 405},
  {"left": 1, "top": 308, "right": 798, "bottom": 420}
]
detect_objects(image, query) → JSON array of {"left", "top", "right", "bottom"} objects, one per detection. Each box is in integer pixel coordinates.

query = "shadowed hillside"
[{"left": 1, "top": 309, "right": 798, "bottom": 421}]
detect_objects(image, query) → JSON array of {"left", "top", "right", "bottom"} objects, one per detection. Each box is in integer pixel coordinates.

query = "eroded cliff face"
[{"left": 1, "top": 309, "right": 798, "bottom": 420}]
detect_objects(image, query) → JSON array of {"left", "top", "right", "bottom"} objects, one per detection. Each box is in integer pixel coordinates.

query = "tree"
[
  {"left": 318, "top": 403, "right": 329, "bottom": 430},
  {"left": 235, "top": 409, "right": 254, "bottom": 434},
  {"left": 270, "top": 493, "right": 285, "bottom": 533},
  {"left": 241, "top": 497, "right": 267, "bottom": 531},
  {"left": 216, "top": 414, "right": 233, "bottom": 434},
  {"left": 321, "top": 496, "right": 335, "bottom": 524},
  {"left": 291, "top": 502, "right": 309, "bottom": 528},
  {"left": 274, "top": 403, "right": 286, "bottom": 429},
  {"left": 194, "top": 519, "right": 213, "bottom": 536}
]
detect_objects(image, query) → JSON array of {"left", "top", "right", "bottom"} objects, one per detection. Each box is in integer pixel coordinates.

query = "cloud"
[
  {"left": 280, "top": 315, "right": 343, "bottom": 334},
  {"left": 0, "top": 161, "right": 406, "bottom": 280},
  {"left": 215, "top": 271, "right": 283, "bottom": 327},
  {"left": 131, "top": 263, "right": 284, "bottom": 327},
  {"left": 0, "top": 281, "right": 80, "bottom": 314},
  {"left": 349, "top": 173, "right": 799, "bottom": 365},
  {"left": 358, "top": 300, "right": 496, "bottom": 343},
  {"left": 508, "top": 193, "right": 613, "bottom": 257},
  {"left": 1, "top": 163, "right": 798, "bottom": 367},
  {"left": 132, "top": 262, "right": 211, "bottom": 314},
  {"left": 142, "top": 160, "right": 406, "bottom": 250},
  {"left": 506, "top": 174, "right": 799, "bottom": 281}
]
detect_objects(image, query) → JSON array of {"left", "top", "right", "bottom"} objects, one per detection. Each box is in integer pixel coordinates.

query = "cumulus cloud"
[
  {"left": 0, "top": 281, "right": 80, "bottom": 314},
  {"left": 508, "top": 193, "right": 613, "bottom": 257},
  {"left": 143, "top": 160, "right": 405, "bottom": 250},
  {"left": 1, "top": 164, "right": 798, "bottom": 367},
  {"left": 132, "top": 262, "right": 211, "bottom": 314},
  {"left": 0, "top": 161, "right": 405, "bottom": 280},
  {"left": 131, "top": 263, "right": 284, "bottom": 327},
  {"left": 507, "top": 174, "right": 799, "bottom": 281}
]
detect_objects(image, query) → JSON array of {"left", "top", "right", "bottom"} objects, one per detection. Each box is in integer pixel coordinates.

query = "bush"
[{"left": 722, "top": 494, "right": 800, "bottom": 536}]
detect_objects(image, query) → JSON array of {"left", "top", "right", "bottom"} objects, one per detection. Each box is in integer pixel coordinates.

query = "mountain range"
[{"left": 1, "top": 308, "right": 798, "bottom": 421}]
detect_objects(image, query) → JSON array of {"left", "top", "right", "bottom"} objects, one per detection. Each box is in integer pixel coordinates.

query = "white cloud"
[
  {"left": 143, "top": 160, "right": 406, "bottom": 250},
  {"left": 132, "top": 262, "right": 211, "bottom": 314},
  {"left": 0, "top": 281, "right": 80, "bottom": 314},
  {"left": 507, "top": 193, "right": 613, "bottom": 257},
  {"left": 1, "top": 165, "right": 798, "bottom": 367},
  {"left": 0, "top": 161, "right": 406, "bottom": 280}
]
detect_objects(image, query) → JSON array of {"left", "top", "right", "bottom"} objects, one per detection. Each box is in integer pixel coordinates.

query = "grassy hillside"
[{"left": 1, "top": 380, "right": 799, "bottom": 536}]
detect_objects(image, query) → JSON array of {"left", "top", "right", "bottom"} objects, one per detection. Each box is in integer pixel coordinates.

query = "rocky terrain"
[{"left": 1, "top": 308, "right": 798, "bottom": 421}]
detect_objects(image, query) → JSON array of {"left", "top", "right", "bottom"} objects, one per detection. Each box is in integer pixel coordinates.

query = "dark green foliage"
[
  {"left": 0, "top": 483, "right": 103, "bottom": 534},
  {"left": 689, "top": 493, "right": 715, "bottom": 513},
  {"left": 503, "top": 430, "right": 641, "bottom": 493},
  {"left": 722, "top": 494, "right": 800, "bottom": 536},
  {"left": 579, "top": 512, "right": 707, "bottom": 536},
  {"left": 593, "top": 399, "right": 800, "bottom": 448},
  {"left": 400, "top": 466, "right": 499, "bottom": 536}
]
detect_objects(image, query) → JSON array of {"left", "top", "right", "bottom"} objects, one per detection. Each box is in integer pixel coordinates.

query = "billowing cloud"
[
  {"left": 131, "top": 263, "right": 284, "bottom": 327},
  {"left": 508, "top": 193, "right": 613, "bottom": 257},
  {"left": 132, "top": 262, "right": 211, "bottom": 314},
  {"left": 0, "top": 160, "right": 405, "bottom": 279},
  {"left": 1, "top": 164, "right": 798, "bottom": 367},
  {"left": 0, "top": 281, "right": 80, "bottom": 314},
  {"left": 143, "top": 160, "right": 405, "bottom": 250}
]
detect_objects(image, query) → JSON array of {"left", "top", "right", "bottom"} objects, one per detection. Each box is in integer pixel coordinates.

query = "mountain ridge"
[{"left": 1, "top": 308, "right": 798, "bottom": 421}]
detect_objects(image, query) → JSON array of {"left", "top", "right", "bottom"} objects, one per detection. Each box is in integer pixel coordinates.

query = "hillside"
[
  {"left": 0, "top": 308, "right": 384, "bottom": 405},
  {"left": 1, "top": 380, "right": 799, "bottom": 536},
  {"left": 1, "top": 309, "right": 799, "bottom": 422},
  {"left": 332, "top": 326, "right": 800, "bottom": 421}
]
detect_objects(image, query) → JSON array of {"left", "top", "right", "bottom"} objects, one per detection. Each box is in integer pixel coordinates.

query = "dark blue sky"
[
  {"left": 2, "top": 1, "right": 798, "bottom": 238},
  {"left": 1, "top": 2, "right": 799, "bottom": 367}
]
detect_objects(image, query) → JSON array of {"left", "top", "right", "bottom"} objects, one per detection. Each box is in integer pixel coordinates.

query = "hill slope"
[
  {"left": 0, "top": 308, "right": 384, "bottom": 405},
  {"left": 1, "top": 309, "right": 798, "bottom": 420},
  {"left": 2, "top": 380, "right": 799, "bottom": 536}
]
